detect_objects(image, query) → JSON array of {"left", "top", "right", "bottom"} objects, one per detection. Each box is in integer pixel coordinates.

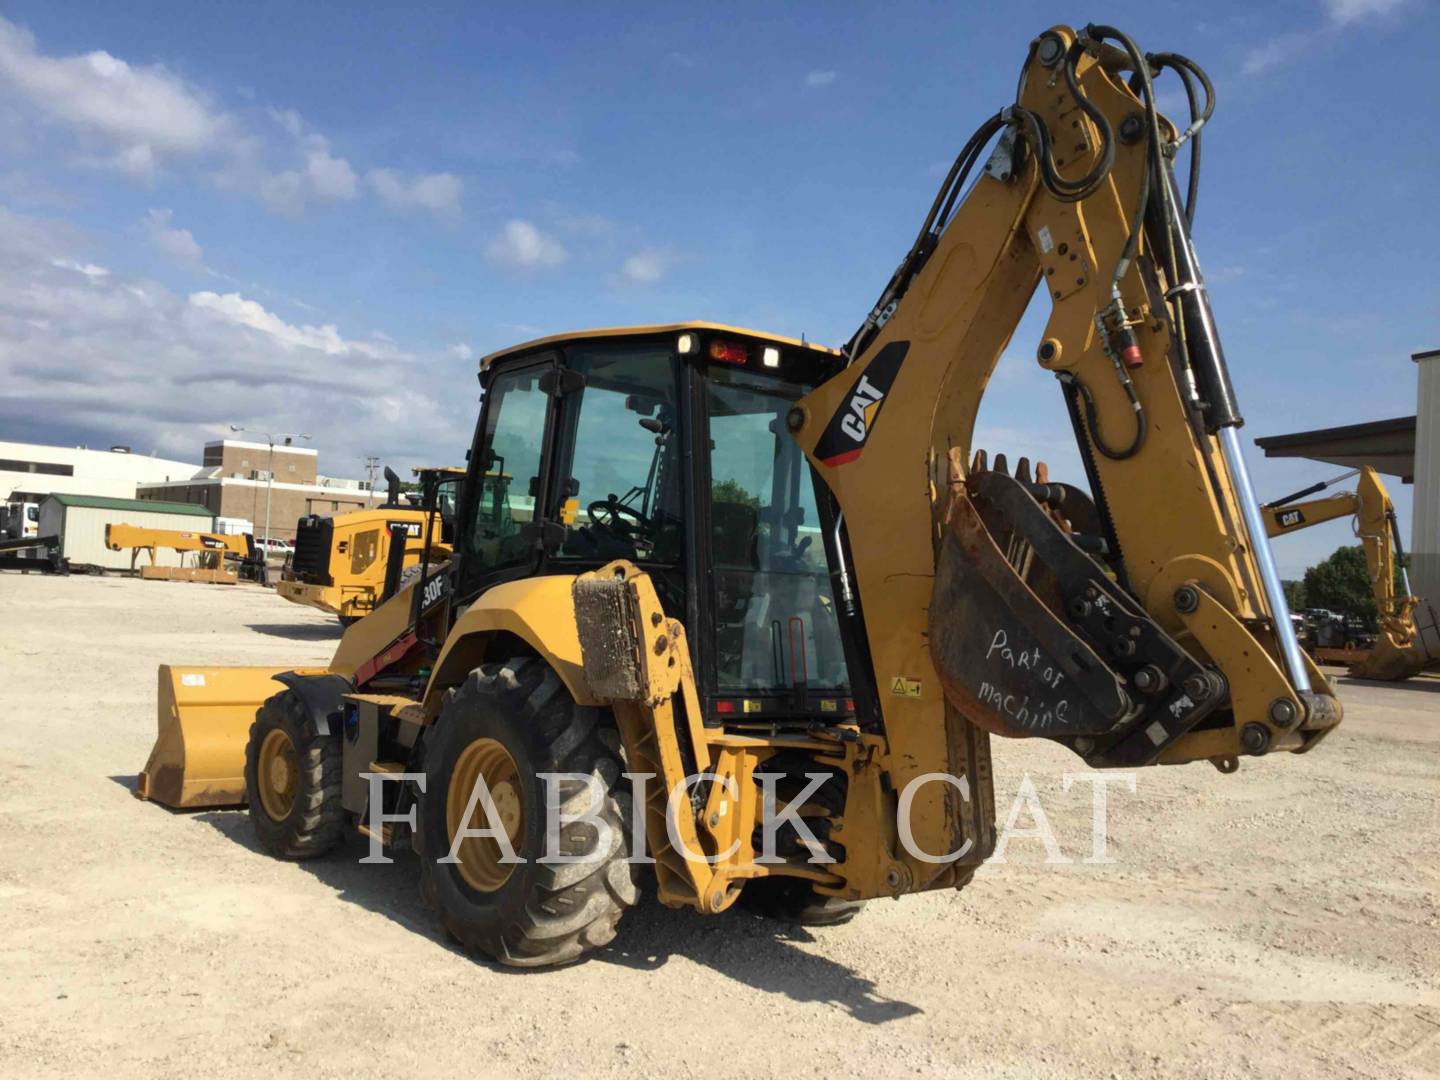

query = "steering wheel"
[{"left": 587, "top": 497, "right": 649, "bottom": 537}]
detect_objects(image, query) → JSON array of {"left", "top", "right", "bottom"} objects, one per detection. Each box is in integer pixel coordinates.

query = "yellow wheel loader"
[
  {"left": 277, "top": 466, "right": 466, "bottom": 626},
  {"left": 1262, "top": 466, "right": 1434, "bottom": 680},
  {"left": 139, "top": 24, "right": 1343, "bottom": 967}
]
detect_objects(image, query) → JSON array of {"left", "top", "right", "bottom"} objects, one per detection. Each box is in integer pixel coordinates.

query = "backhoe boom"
[{"left": 793, "top": 24, "right": 1340, "bottom": 858}]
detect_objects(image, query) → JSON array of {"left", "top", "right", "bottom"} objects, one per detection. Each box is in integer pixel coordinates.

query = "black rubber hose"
[
  {"left": 1011, "top": 50, "right": 1115, "bottom": 203},
  {"left": 1060, "top": 371, "right": 1147, "bottom": 461},
  {"left": 844, "top": 112, "right": 1008, "bottom": 359},
  {"left": 1090, "top": 22, "right": 1186, "bottom": 388},
  {"left": 1149, "top": 51, "right": 1215, "bottom": 224}
]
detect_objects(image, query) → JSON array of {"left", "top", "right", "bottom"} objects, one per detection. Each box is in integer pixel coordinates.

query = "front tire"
[
  {"left": 244, "top": 689, "right": 344, "bottom": 859},
  {"left": 416, "top": 657, "right": 638, "bottom": 967}
]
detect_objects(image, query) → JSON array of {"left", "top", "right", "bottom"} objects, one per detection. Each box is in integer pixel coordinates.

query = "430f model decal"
[{"left": 812, "top": 340, "right": 909, "bottom": 467}]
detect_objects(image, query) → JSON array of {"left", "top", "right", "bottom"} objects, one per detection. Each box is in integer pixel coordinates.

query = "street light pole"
[
  {"left": 230, "top": 425, "right": 311, "bottom": 560},
  {"left": 365, "top": 455, "right": 380, "bottom": 507},
  {"left": 264, "top": 436, "right": 275, "bottom": 552}
]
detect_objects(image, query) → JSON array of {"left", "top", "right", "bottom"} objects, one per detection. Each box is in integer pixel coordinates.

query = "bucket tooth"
[
  {"left": 1036, "top": 460, "right": 1050, "bottom": 484},
  {"left": 1016, "top": 456, "right": 1032, "bottom": 484},
  {"left": 993, "top": 452, "right": 1009, "bottom": 476},
  {"left": 971, "top": 448, "right": 988, "bottom": 474}
]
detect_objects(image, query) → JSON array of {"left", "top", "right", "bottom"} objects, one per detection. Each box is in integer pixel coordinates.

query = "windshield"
[{"left": 706, "top": 364, "right": 849, "bottom": 693}]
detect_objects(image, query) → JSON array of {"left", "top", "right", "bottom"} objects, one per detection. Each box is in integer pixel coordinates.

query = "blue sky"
[{"left": 0, "top": 0, "right": 1434, "bottom": 576}]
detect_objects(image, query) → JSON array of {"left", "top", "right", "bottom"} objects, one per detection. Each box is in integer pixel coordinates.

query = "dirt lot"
[{"left": 1, "top": 573, "right": 1436, "bottom": 1078}]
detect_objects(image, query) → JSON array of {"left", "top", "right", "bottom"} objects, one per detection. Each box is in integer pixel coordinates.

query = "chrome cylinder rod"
[
  {"left": 1217, "top": 425, "right": 1312, "bottom": 692},
  {"left": 1158, "top": 163, "right": 1311, "bottom": 693}
]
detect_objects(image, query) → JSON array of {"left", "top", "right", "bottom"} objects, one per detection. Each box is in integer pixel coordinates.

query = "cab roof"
[{"left": 479, "top": 321, "right": 839, "bottom": 369}]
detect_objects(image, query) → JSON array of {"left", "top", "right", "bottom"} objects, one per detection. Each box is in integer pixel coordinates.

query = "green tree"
[
  {"left": 1302, "top": 545, "right": 1375, "bottom": 628},
  {"left": 1282, "top": 579, "right": 1306, "bottom": 611},
  {"left": 712, "top": 477, "right": 760, "bottom": 509}
]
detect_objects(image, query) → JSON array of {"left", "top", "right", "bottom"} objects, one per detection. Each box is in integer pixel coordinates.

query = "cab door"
[{"left": 456, "top": 355, "right": 557, "bottom": 600}]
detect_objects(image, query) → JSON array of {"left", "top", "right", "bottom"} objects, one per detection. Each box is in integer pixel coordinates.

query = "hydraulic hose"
[{"left": 1058, "top": 370, "right": 1147, "bottom": 461}]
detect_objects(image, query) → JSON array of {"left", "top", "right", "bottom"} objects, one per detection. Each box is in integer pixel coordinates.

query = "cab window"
[
  {"left": 551, "top": 343, "right": 683, "bottom": 566},
  {"left": 463, "top": 365, "right": 546, "bottom": 575}
]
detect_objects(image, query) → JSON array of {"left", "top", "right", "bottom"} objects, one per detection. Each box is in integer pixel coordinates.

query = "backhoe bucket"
[
  {"left": 1350, "top": 634, "right": 1429, "bottom": 682},
  {"left": 136, "top": 665, "right": 287, "bottom": 809}
]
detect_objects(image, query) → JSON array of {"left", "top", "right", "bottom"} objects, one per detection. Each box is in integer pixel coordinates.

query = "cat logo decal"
[{"left": 812, "top": 341, "right": 909, "bottom": 467}]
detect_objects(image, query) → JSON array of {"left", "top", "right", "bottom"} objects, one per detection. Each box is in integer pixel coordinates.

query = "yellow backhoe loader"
[
  {"left": 277, "top": 466, "right": 467, "bottom": 626},
  {"left": 105, "top": 523, "right": 263, "bottom": 584},
  {"left": 138, "top": 24, "right": 1343, "bottom": 967},
  {"left": 1262, "top": 466, "right": 1433, "bottom": 680}
]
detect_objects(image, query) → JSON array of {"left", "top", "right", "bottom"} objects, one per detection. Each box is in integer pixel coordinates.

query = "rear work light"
[{"left": 708, "top": 339, "right": 747, "bottom": 364}]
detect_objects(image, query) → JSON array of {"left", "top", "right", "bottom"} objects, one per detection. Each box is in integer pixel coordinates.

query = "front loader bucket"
[{"left": 136, "top": 665, "right": 288, "bottom": 809}]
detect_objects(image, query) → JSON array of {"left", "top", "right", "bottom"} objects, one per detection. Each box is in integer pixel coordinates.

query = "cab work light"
[
  {"left": 677, "top": 332, "right": 699, "bottom": 355},
  {"left": 762, "top": 346, "right": 781, "bottom": 368},
  {"left": 708, "top": 339, "right": 747, "bottom": 364}
]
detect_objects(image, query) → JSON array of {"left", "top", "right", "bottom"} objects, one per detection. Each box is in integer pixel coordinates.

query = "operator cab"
[{"left": 458, "top": 323, "right": 857, "bottom": 726}]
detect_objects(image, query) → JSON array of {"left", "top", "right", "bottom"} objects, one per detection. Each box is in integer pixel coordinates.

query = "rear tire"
[
  {"left": 416, "top": 657, "right": 638, "bottom": 967},
  {"left": 244, "top": 689, "right": 344, "bottom": 859}
]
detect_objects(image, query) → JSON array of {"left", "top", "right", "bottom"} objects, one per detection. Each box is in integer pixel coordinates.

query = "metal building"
[
  {"left": 37, "top": 494, "right": 214, "bottom": 571},
  {"left": 1413, "top": 349, "right": 1440, "bottom": 605}
]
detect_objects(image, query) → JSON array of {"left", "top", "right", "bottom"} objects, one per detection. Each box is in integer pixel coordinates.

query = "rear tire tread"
[{"left": 417, "top": 657, "right": 638, "bottom": 968}]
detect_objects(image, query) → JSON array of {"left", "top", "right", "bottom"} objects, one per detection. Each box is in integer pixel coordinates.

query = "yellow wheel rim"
[
  {"left": 447, "top": 737, "right": 524, "bottom": 892},
  {"left": 257, "top": 728, "right": 299, "bottom": 821}
]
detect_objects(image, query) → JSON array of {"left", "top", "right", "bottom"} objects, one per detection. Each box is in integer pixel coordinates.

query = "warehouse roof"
[
  {"left": 42, "top": 493, "right": 212, "bottom": 516},
  {"left": 1254, "top": 415, "right": 1416, "bottom": 482}
]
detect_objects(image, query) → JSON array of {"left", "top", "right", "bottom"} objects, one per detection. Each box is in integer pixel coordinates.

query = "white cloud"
[
  {"left": 112, "top": 143, "right": 158, "bottom": 185},
  {"left": 188, "top": 290, "right": 403, "bottom": 359},
  {"left": 486, "top": 219, "right": 567, "bottom": 270},
  {"left": 268, "top": 107, "right": 306, "bottom": 139},
  {"left": 1241, "top": 33, "right": 1311, "bottom": 75},
  {"left": 1245, "top": 0, "right": 1410, "bottom": 74},
  {"left": 367, "top": 168, "right": 463, "bottom": 220},
  {"left": 804, "top": 69, "right": 837, "bottom": 88},
  {"left": 49, "top": 257, "right": 109, "bottom": 281},
  {"left": 0, "top": 16, "right": 226, "bottom": 173},
  {"left": 0, "top": 208, "right": 468, "bottom": 467},
  {"left": 141, "top": 208, "right": 205, "bottom": 269},
  {"left": 0, "top": 16, "right": 451, "bottom": 220},
  {"left": 447, "top": 342, "right": 473, "bottom": 361},
  {"left": 1325, "top": 0, "right": 1407, "bottom": 24},
  {"left": 304, "top": 142, "right": 357, "bottom": 200},
  {"left": 615, "top": 248, "right": 669, "bottom": 286}
]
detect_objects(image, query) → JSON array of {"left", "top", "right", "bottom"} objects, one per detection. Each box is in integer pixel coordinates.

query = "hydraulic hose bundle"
[{"left": 845, "top": 24, "right": 1222, "bottom": 462}]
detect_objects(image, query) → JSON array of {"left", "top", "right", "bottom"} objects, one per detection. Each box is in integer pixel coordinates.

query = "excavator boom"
[{"left": 1263, "top": 466, "right": 1433, "bottom": 680}]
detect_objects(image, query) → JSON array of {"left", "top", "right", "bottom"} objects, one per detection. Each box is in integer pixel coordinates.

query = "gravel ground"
[{"left": 1, "top": 573, "right": 1436, "bottom": 1079}]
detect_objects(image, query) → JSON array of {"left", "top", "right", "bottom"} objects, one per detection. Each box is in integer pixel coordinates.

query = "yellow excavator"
[
  {"left": 1262, "top": 465, "right": 1432, "bottom": 680},
  {"left": 138, "top": 24, "right": 1343, "bottom": 967},
  {"left": 277, "top": 466, "right": 466, "bottom": 626},
  {"left": 105, "top": 523, "right": 263, "bottom": 584}
]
